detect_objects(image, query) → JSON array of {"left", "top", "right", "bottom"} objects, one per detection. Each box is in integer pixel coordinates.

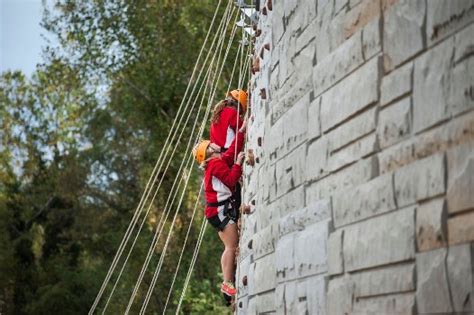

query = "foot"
[{"left": 221, "top": 281, "right": 237, "bottom": 296}]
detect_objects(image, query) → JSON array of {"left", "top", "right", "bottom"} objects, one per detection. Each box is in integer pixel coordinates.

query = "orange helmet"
[
  {"left": 192, "top": 140, "right": 210, "bottom": 164},
  {"left": 228, "top": 89, "right": 248, "bottom": 111}
]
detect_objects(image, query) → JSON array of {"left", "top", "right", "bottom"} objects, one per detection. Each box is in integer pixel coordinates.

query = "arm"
[
  {"left": 221, "top": 130, "right": 245, "bottom": 166},
  {"left": 211, "top": 160, "right": 242, "bottom": 188},
  {"left": 228, "top": 108, "right": 243, "bottom": 132}
]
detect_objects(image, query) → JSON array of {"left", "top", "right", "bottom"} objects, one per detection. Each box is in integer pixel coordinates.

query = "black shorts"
[{"left": 207, "top": 213, "right": 235, "bottom": 232}]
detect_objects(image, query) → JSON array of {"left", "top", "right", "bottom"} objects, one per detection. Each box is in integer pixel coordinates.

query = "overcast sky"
[{"left": 1, "top": 0, "right": 45, "bottom": 77}]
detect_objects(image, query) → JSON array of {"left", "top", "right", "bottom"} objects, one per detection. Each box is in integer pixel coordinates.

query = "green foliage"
[{"left": 1, "top": 0, "right": 239, "bottom": 314}]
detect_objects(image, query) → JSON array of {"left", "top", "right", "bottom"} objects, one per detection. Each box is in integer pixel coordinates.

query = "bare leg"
[{"left": 218, "top": 223, "right": 238, "bottom": 282}]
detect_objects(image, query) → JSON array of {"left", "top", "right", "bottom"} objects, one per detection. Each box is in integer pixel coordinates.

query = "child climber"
[
  {"left": 210, "top": 89, "right": 247, "bottom": 150},
  {"left": 192, "top": 119, "right": 246, "bottom": 298}
]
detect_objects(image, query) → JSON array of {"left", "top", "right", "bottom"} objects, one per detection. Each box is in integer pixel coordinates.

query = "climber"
[
  {"left": 209, "top": 89, "right": 248, "bottom": 223},
  {"left": 192, "top": 119, "right": 247, "bottom": 298},
  {"left": 210, "top": 89, "right": 248, "bottom": 151}
]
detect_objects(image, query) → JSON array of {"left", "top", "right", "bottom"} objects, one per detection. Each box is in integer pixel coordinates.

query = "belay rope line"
[{"left": 89, "top": 1, "right": 252, "bottom": 314}]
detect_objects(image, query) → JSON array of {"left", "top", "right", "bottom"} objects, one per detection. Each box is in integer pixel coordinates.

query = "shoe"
[{"left": 221, "top": 281, "right": 237, "bottom": 296}]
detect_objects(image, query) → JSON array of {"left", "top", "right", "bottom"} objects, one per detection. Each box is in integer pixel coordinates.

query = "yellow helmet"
[
  {"left": 192, "top": 140, "right": 210, "bottom": 164},
  {"left": 228, "top": 89, "right": 248, "bottom": 111}
]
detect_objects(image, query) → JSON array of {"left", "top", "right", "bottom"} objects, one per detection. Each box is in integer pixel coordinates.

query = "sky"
[{"left": 0, "top": 0, "right": 45, "bottom": 77}]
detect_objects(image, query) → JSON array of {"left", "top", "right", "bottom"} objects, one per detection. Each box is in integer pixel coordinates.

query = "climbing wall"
[{"left": 237, "top": 0, "right": 474, "bottom": 313}]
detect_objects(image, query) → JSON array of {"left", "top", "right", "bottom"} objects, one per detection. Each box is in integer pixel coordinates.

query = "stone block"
[
  {"left": 449, "top": 54, "right": 474, "bottom": 118},
  {"left": 315, "top": 5, "right": 346, "bottom": 60},
  {"left": 305, "top": 156, "right": 379, "bottom": 203},
  {"left": 296, "top": 18, "right": 318, "bottom": 54},
  {"left": 327, "top": 106, "right": 377, "bottom": 153},
  {"left": 447, "top": 244, "right": 474, "bottom": 312},
  {"left": 274, "top": 144, "right": 305, "bottom": 198},
  {"left": 279, "top": 199, "right": 331, "bottom": 236},
  {"left": 252, "top": 253, "right": 277, "bottom": 295},
  {"left": 353, "top": 264, "right": 416, "bottom": 298},
  {"left": 282, "top": 93, "right": 308, "bottom": 155},
  {"left": 294, "top": 219, "right": 330, "bottom": 278},
  {"left": 275, "top": 234, "right": 295, "bottom": 282},
  {"left": 427, "top": 0, "right": 474, "bottom": 45},
  {"left": 282, "top": 281, "right": 298, "bottom": 315},
  {"left": 313, "top": 31, "right": 364, "bottom": 97},
  {"left": 380, "top": 61, "right": 413, "bottom": 106},
  {"left": 297, "top": 276, "right": 327, "bottom": 315},
  {"left": 306, "top": 136, "right": 329, "bottom": 182},
  {"left": 344, "top": 206, "right": 415, "bottom": 271},
  {"left": 416, "top": 248, "right": 453, "bottom": 313},
  {"left": 413, "top": 37, "right": 453, "bottom": 133},
  {"left": 352, "top": 293, "right": 415, "bottom": 314},
  {"left": 253, "top": 222, "right": 278, "bottom": 260},
  {"left": 328, "top": 132, "right": 378, "bottom": 172},
  {"left": 335, "top": 0, "right": 348, "bottom": 14},
  {"left": 362, "top": 17, "right": 381, "bottom": 60},
  {"left": 271, "top": 0, "right": 285, "bottom": 45},
  {"left": 236, "top": 296, "right": 249, "bottom": 315},
  {"left": 344, "top": 0, "right": 381, "bottom": 39},
  {"left": 414, "top": 111, "right": 474, "bottom": 160},
  {"left": 247, "top": 296, "right": 256, "bottom": 315},
  {"left": 272, "top": 75, "right": 313, "bottom": 124},
  {"left": 237, "top": 255, "right": 252, "bottom": 297},
  {"left": 308, "top": 96, "right": 321, "bottom": 141},
  {"left": 265, "top": 116, "right": 284, "bottom": 162},
  {"left": 327, "top": 276, "right": 354, "bottom": 315},
  {"left": 454, "top": 22, "right": 474, "bottom": 64},
  {"left": 378, "top": 137, "right": 415, "bottom": 174},
  {"left": 377, "top": 96, "right": 412, "bottom": 149},
  {"left": 447, "top": 141, "right": 474, "bottom": 214},
  {"left": 448, "top": 211, "right": 474, "bottom": 245},
  {"left": 292, "top": 43, "right": 315, "bottom": 81},
  {"left": 394, "top": 153, "right": 446, "bottom": 207},
  {"left": 333, "top": 172, "right": 396, "bottom": 227},
  {"left": 275, "top": 185, "right": 305, "bottom": 217},
  {"left": 327, "top": 229, "right": 344, "bottom": 276},
  {"left": 320, "top": 56, "right": 380, "bottom": 132},
  {"left": 383, "top": 0, "right": 425, "bottom": 70},
  {"left": 416, "top": 198, "right": 448, "bottom": 252},
  {"left": 379, "top": 111, "right": 474, "bottom": 174},
  {"left": 255, "top": 290, "right": 276, "bottom": 314}
]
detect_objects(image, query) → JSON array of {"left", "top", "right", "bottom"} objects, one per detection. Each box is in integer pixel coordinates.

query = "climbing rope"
[
  {"left": 139, "top": 9, "right": 242, "bottom": 314},
  {"left": 89, "top": 1, "right": 232, "bottom": 313},
  {"left": 120, "top": 5, "right": 237, "bottom": 314}
]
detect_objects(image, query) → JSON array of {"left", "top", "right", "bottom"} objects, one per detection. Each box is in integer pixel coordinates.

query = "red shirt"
[
  {"left": 210, "top": 107, "right": 243, "bottom": 149},
  {"left": 204, "top": 130, "right": 244, "bottom": 218}
]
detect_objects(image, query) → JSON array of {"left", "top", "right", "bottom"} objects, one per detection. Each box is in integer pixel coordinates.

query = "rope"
[
  {"left": 121, "top": 4, "right": 237, "bottom": 313},
  {"left": 175, "top": 218, "right": 207, "bottom": 314},
  {"left": 161, "top": 183, "right": 203, "bottom": 313},
  {"left": 90, "top": 1, "right": 228, "bottom": 313},
  {"left": 139, "top": 9, "right": 241, "bottom": 314}
]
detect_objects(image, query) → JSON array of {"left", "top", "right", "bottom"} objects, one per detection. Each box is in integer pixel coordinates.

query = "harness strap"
[{"left": 207, "top": 199, "right": 229, "bottom": 207}]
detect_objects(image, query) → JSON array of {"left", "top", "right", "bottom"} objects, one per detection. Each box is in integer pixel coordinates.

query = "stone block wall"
[{"left": 237, "top": 0, "right": 474, "bottom": 314}]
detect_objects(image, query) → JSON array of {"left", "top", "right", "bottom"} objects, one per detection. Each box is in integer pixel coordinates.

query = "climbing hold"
[
  {"left": 264, "top": 43, "right": 271, "bottom": 51},
  {"left": 259, "top": 46, "right": 265, "bottom": 59},
  {"left": 255, "top": 157, "right": 260, "bottom": 164},
  {"left": 262, "top": 6, "right": 267, "bottom": 15},
  {"left": 251, "top": 199, "right": 256, "bottom": 206},
  {"left": 257, "top": 137, "right": 262, "bottom": 147},
  {"left": 240, "top": 204, "right": 251, "bottom": 215},
  {"left": 259, "top": 88, "right": 266, "bottom": 100},
  {"left": 267, "top": 0, "right": 273, "bottom": 11},
  {"left": 246, "top": 149, "right": 255, "bottom": 166},
  {"left": 255, "top": 29, "right": 262, "bottom": 37},
  {"left": 252, "top": 57, "right": 260, "bottom": 73},
  {"left": 239, "top": 301, "right": 243, "bottom": 308},
  {"left": 248, "top": 239, "right": 253, "bottom": 249},
  {"left": 242, "top": 275, "right": 248, "bottom": 286}
]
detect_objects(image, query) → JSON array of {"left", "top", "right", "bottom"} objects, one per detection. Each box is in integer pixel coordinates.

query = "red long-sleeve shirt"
[
  {"left": 210, "top": 107, "right": 243, "bottom": 149},
  {"left": 204, "top": 131, "right": 244, "bottom": 218}
]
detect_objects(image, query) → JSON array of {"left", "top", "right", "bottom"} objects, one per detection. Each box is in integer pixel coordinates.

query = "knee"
[{"left": 224, "top": 245, "right": 237, "bottom": 254}]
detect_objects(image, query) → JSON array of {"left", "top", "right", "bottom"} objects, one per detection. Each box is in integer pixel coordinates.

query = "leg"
[{"left": 218, "top": 223, "right": 238, "bottom": 282}]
